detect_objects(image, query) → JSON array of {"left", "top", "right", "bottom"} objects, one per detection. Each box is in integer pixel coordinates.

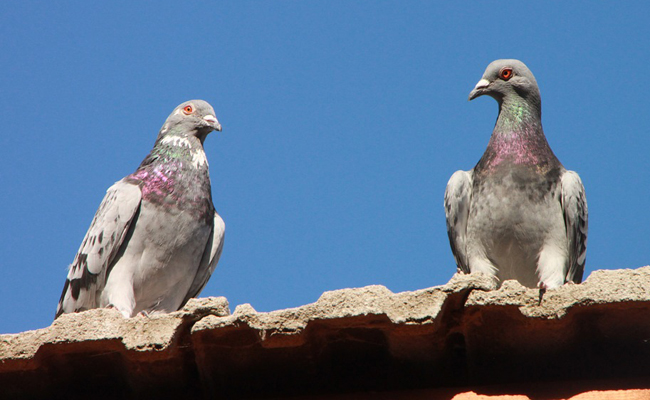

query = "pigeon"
[
  {"left": 55, "top": 100, "right": 225, "bottom": 319},
  {"left": 444, "top": 59, "right": 588, "bottom": 294}
]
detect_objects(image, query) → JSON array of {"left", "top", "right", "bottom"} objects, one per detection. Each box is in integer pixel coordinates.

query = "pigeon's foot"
[
  {"left": 538, "top": 282, "right": 548, "bottom": 305},
  {"left": 106, "top": 304, "right": 131, "bottom": 318}
]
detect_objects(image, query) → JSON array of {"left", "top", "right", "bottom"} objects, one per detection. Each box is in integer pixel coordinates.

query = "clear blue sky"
[{"left": 1, "top": 2, "right": 649, "bottom": 334}]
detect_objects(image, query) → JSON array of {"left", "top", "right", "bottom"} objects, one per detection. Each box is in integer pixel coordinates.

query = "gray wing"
[
  {"left": 180, "top": 211, "right": 226, "bottom": 307},
  {"left": 444, "top": 170, "right": 473, "bottom": 273},
  {"left": 560, "top": 170, "right": 588, "bottom": 283},
  {"left": 55, "top": 179, "right": 142, "bottom": 318}
]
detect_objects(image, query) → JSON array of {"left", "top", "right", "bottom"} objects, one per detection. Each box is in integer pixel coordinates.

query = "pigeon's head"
[
  {"left": 162, "top": 100, "right": 222, "bottom": 143},
  {"left": 468, "top": 59, "right": 540, "bottom": 105}
]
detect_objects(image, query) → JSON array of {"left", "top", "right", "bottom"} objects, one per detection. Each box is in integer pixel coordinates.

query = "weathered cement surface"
[{"left": 2, "top": 267, "right": 650, "bottom": 399}]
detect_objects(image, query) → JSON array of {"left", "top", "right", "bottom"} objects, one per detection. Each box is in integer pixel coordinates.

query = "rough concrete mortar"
[{"left": 1, "top": 267, "right": 650, "bottom": 399}]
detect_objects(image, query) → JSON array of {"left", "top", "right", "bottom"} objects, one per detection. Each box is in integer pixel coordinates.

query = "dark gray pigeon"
[
  {"left": 56, "top": 100, "right": 225, "bottom": 318},
  {"left": 444, "top": 59, "right": 588, "bottom": 293}
]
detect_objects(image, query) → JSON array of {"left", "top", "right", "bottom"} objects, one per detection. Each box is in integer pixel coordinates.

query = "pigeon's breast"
[
  {"left": 107, "top": 199, "right": 213, "bottom": 315},
  {"left": 131, "top": 163, "right": 214, "bottom": 224},
  {"left": 467, "top": 165, "right": 565, "bottom": 286},
  {"left": 105, "top": 163, "right": 216, "bottom": 314}
]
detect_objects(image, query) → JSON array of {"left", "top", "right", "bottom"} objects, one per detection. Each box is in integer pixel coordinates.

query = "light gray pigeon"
[
  {"left": 444, "top": 59, "right": 588, "bottom": 293},
  {"left": 56, "top": 100, "right": 225, "bottom": 318}
]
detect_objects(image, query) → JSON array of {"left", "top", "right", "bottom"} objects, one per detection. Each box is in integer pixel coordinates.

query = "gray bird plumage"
[
  {"left": 444, "top": 60, "right": 588, "bottom": 290},
  {"left": 56, "top": 100, "right": 225, "bottom": 318}
]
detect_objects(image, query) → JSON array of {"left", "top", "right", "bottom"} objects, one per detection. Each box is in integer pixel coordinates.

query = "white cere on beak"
[
  {"left": 203, "top": 115, "right": 218, "bottom": 125},
  {"left": 474, "top": 78, "right": 490, "bottom": 90}
]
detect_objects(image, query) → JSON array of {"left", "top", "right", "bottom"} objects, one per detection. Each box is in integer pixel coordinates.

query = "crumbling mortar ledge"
[{"left": 1, "top": 266, "right": 650, "bottom": 399}]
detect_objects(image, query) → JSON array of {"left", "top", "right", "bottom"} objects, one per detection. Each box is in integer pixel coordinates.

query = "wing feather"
[
  {"left": 444, "top": 170, "right": 473, "bottom": 273},
  {"left": 560, "top": 170, "right": 588, "bottom": 284},
  {"left": 55, "top": 179, "right": 142, "bottom": 318},
  {"left": 180, "top": 212, "right": 226, "bottom": 307}
]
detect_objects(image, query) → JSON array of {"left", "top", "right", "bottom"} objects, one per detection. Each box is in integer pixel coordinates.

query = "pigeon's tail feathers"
[
  {"left": 444, "top": 170, "right": 473, "bottom": 273},
  {"left": 180, "top": 212, "right": 226, "bottom": 308},
  {"left": 55, "top": 180, "right": 142, "bottom": 319},
  {"left": 560, "top": 170, "right": 588, "bottom": 284}
]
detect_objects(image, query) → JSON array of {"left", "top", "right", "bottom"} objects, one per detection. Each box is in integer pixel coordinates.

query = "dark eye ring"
[{"left": 499, "top": 67, "right": 513, "bottom": 80}]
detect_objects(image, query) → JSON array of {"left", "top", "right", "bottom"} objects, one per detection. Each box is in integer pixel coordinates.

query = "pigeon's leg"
[
  {"left": 101, "top": 280, "right": 136, "bottom": 318},
  {"left": 105, "top": 304, "right": 132, "bottom": 318},
  {"left": 101, "top": 262, "right": 137, "bottom": 318},
  {"left": 467, "top": 257, "right": 498, "bottom": 277},
  {"left": 536, "top": 242, "right": 566, "bottom": 290},
  {"left": 537, "top": 240, "right": 564, "bottom": 306},
  {"left": 538, "top": 282, "right": 547, "bottom": 305},
  {"left": 109, "top": 301, "right": 134, "bottom": 318}
]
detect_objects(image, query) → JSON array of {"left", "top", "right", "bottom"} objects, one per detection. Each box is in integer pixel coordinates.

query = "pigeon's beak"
[
  {"left": 203, "top": 115, "right": 222, "bottom": 132},
  {"left": 468, "top": 78, "right": 490, "bottom": 101}
]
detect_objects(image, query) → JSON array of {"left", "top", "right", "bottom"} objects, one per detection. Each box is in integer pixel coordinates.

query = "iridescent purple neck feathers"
[
  {"left": 476, "top": 94, "right": 559, "bottom": 173},
  {"left": 126, "top": 132, "right": 213, "bottom": 223},
  {"left": 467, "top": 59, "right": 562, "bottom": 173}
]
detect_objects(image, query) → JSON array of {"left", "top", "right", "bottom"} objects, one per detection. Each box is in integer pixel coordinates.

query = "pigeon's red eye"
[
  {"left": 182, "top": 105, "right": 194, "bottom": 115},
  {"left": 499, "top": 67, "right": 513, "bottom": 80}
]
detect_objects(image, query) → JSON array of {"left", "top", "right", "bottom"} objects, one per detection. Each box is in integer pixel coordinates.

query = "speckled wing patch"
[
  {"left": 55, "top": 179, "right": 142, "bottom": 318},
  {"left": 444, "top": 170, "right": 473, "bottom": 274},
  {"left": 561, "top": 171, "right": 588, "bottom": 284}
]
